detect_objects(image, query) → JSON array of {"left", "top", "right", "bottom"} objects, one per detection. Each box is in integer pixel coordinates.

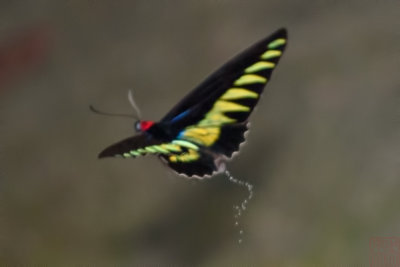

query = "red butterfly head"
[{"left": 135, "top": 120, "right": 154, "bottom": 132}]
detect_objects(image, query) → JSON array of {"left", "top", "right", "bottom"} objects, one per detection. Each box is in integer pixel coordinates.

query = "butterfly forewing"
[
  {"left": 161, "top": 28, "right": 287, "bottom": 125},
  {"left": 165, "top": 29, "right": 287, "bottom": 161}
]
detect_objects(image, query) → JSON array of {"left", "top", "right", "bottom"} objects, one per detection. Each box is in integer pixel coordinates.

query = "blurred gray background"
[{"left": 0, "top": 0, "right": 399, "bottom": 265}]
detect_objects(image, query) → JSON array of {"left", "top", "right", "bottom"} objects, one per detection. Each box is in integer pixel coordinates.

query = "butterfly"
[{"left": 98, "top": 28, "right": 287, "bottom": 178}]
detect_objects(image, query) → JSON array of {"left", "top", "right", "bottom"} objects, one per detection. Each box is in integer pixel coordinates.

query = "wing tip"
[
  {"left": 98, "top": 149, "right": 113, "bottom": 159},
  {"left": 98, "top": 152, "right": 106, "bottom": 159},
  {"left": 275, "top": 27, "right": 288, "bottom": 39}
]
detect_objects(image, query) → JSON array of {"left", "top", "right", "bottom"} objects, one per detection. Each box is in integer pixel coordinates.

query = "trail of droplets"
[{"left": 224, "top": 169, "right": 254, "bottom": 244}]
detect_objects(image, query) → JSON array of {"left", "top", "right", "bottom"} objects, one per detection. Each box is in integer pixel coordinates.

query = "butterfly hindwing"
[
  {"left": 160, "top": 148, "right": 219, "bottom": 177},
  {"left": 209, "top": 123, "right": 248, "bottom": 158},
  {"left": 157, "top": 124, "right": 247, "bottom": 177}
]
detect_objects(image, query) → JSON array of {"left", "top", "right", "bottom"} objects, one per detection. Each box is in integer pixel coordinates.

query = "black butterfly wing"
[
  {"left": 161, "top": 28, "right": 287, "bottom": 126},
  {"left": 158, "top": 29, "right": 287, "bottom": 176}
]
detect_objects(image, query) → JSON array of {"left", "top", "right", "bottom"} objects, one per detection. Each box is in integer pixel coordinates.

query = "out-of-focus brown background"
[{"left": 0, "top": 0, "right": 399, "bottom": 265}]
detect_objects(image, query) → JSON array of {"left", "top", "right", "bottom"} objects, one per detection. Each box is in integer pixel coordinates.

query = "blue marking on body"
[{"left": 171, "top": 110, "right": 190, "bottom": 123}]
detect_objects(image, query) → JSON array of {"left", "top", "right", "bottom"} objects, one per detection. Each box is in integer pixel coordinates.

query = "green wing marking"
[
  {"left": 99, "top": 133, "right": 202, "bottom": 163},
  {"left": 120, "top": 143, "right": 182, "bottom": 158},
  {"left": 126, "top": 141, "right": 201, "bottom": 163}
]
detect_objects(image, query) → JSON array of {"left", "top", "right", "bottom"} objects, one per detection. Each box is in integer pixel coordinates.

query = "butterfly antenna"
[
  {"left": 128, "top": 90, "right": 142, "bottom": 119},
  {"left": 224, "top": 169, "right": 254, "bottom": 244},
  {"left": 89, "top": 105, "right": 138, "bottom": 119}
]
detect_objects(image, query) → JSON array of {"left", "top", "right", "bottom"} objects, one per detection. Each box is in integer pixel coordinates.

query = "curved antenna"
[
  {"left": 89, "top": 105, "right": 138, "bottom": 119},
  {"left": 128, "top": 90, "right": 142, "bottom": 119}
]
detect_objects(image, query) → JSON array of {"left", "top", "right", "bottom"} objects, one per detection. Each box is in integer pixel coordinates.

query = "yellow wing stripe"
[
  {"left": 172, "top": 140, "right": 199, "bottom": 151},
  {"left": 183, "top": 128, "right": 210, "bottom": 135},
  {"left": 261, "top": 50, "right": 282, "bottom": 60},
  {"left": 151, "top": 145, "right": 170, "bottom": 154},
  {"left": 145, "top": 147, "right": 157, "bottom": 153},
  {"left": 234, "top": 74, "right": 267, "bottom": 86},
  {"left": 198, "top": 113, "right": 236, "bottom": 126},
  {"left": 169, "top": 149, "right": 200, "bottom": 163},
  {"left": 214, "top": 100, "right": 250, "bottom": 112},
  {"left": 137, "top": 148, "right": 147, "bottom": 154},
  {"left": 162, "top": 144, "right": 182, "bottom": 152},
  {"left": 221, "top": 88, "right": 258, "bottom": 100},
  {"left": 181, "top": 127, "right": 220, "bottom": 147},
  {"left": 245, "top": 61, "right": 275, "bottom": 73},
  {"left": 130, "top": 151, "right": 141, "bottom": 156},
  {"left": 197, "top": 92, "right": 252, "bottom": 127},
  {"left": 268, "top": 38, "right": 286, "bottom": 49}
]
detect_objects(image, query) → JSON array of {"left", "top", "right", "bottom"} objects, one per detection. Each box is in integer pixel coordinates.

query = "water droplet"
[{"left": 225, "top": 169, "right": 254, "bottom": 245}]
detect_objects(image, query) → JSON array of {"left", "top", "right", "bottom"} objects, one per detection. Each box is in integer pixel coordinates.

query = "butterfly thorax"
[
  {"left": 136, "top": 120, "right": 175, "bottom": 141},
  {"left": 140, "top": 121, "right": 179, "bottom": 142},
  {"left": 135, "top": 120, "right": 173, "bottom": 141}
]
